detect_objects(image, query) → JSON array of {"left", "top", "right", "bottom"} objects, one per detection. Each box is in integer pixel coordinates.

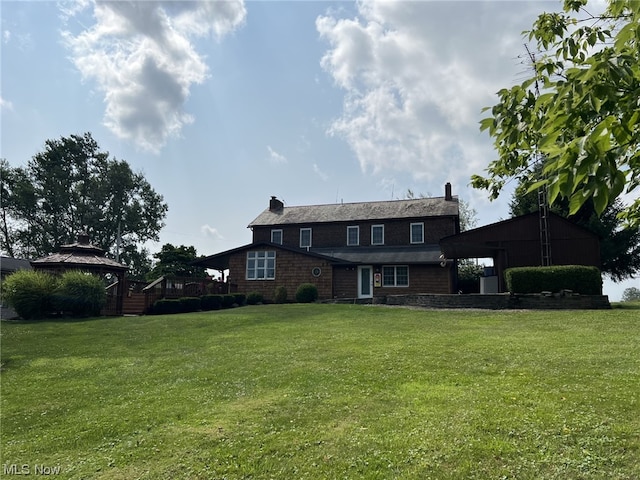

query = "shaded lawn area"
[{"left": 1, "top": 304, "right": 639, "bottom": 479}]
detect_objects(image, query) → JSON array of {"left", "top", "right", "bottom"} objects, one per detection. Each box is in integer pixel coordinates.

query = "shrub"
[
  {"left": 274, "top": 286, "right": 288, "bottom": 304},
  {"left": 54, "top": 271, "right": 106, "bottom": 317},
  {"left": 295, "top": 283, "right": 318, "bottom": 303},
  {"left": 179, "top": 296, "right": 201, "bottom": 313},
  {"left": 2, "top": 270, "right": 58, "bottom": 320},
  {"left": 152, "top": 299, "right": 182, "bottom": 315},
  {"left": 505, "top": 265, "right": 602, "bottom": 295},
  {"left": 222, "top": 294, "right": 236, "bottom": 309},
  {"left": 246, "top": 292, "right": 263, "bottom": 305},
  {"left": 234, "top": 294, "right": 247, "bottom": 306},
  {"left": 201, "top": 294, "right": 223, "bottom": 311}
]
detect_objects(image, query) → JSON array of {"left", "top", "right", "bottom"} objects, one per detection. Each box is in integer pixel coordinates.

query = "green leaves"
[
  {"left": 474, "top": 0, "right": 640, "bottom": 228},
  {"left": 0, "top": 133, "right": 168, "bottom": 266}
]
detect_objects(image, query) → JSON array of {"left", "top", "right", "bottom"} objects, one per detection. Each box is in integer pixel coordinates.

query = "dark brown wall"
[
  {"left": 227, "top": 246, "right": 333, "bottom": 302},
  {"left": 331, "top": 264, "right": 453, "bottom": 299},
  {"left": 252, "top": 217, "right": 458, "bottom": 248}
]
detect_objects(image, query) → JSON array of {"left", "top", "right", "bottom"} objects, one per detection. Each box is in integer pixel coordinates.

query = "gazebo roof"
[{"left": 31, "top": 233, "right": 128, "bottom": 272}]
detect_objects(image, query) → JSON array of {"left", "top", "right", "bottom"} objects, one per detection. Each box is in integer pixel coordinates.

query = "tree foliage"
[
  {"left": 510, "top": 166, "right": 640, "bottom": 282},
  {"left": 146, "top": 244, "right": 206, "bottom": 280},
  {"left": 621, "top": 287, "right": 640, "bottom": 302},
  {"left": 472, "top": 0, "right": 640, "bottom": 228},
  {"left": 0, "top": 133, "right": 167, "bottom": 274}
]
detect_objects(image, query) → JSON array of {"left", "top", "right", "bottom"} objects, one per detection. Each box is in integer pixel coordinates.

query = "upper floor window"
[
  {"left": 271, "top": 229, "right": 283, "bottom": 245},
  {"left": 371, "top": 225, "right": 384, "bottom": 245},
  {"left": 247, "top": 251, "right": 276, "bottom": 280},
  {"left": 300, "top": 228, "right": 312, "bottom": 248},
  {"left": 347, "top": 226, "right": 359, "bottom": 246},
  {"left": 410, "top": 223, "right": 424, "bottom": 244}
]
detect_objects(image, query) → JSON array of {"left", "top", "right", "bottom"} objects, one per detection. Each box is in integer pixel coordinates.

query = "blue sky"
[{"left": 1, "top": 0, "right": 636, "bottom": 300}]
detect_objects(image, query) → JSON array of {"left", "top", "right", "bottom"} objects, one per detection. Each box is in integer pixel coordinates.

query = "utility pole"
[{"left": 525, "top": 44, "right": 552, "bottom": 267}]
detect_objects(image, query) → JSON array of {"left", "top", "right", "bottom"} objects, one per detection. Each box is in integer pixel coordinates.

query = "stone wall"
[{"left": 381, "top": 293, "right": 611, "bottom": 310}]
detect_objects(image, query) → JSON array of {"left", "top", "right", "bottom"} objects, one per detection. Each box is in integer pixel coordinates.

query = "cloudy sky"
[{"left": 2, "top": 0, "right": 634, "bottom": 299}]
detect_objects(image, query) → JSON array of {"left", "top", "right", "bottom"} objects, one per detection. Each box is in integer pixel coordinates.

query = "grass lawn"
[{"left": 1, "top": 304, "right": 639, "bottom": 479}]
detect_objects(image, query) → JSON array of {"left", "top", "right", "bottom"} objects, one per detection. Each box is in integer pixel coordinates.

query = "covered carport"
[{"left": 439, "top": 212, "right": 601, "bottom": 293}]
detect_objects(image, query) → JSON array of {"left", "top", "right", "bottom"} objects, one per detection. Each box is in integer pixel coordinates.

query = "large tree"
[
  {"left": 146, "top": 244, "right": 206, "bottom": 280},
  {"left": 510, "top": 170, "right": 640, "bottom": 281},
  {"left": 0, "top": 133, "right": 168, "bottom": 273},
  {"left": 471, "top": 0, "right": 640, "bottom": 228}
]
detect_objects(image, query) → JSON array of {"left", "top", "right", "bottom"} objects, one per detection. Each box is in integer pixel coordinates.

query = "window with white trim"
[
  {"left": 347, "top": 226, "right": 359, "bottom": 246},
  {"left": 410, "top": 222, "right": 424, "bottom": 244},
  {"left": 271, "top": 229, "right": 283, "bottom": 244},
  {"left": 246, "top": 251, "right": 276, "bottom": 280},
  {"left": 371, "top": 225, "right": 384, "bottom": 245},
  {"left": 382, "top": 266, "right": 409, "bottom": 287},
  {"left": 300, "top": 228, "right": 312, "bottom": 248}
]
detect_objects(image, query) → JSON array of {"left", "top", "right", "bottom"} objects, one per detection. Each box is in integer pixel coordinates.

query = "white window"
[
  {"left": 246, "top": 251, "right": 276, "bottom": 280},
  {"left": 371, "top": 225, "right": 384, "bottom": 245},
  {"left": 300, "top": 228, "right": 312, "bottom": 248},
  {"left": 410, "top": 223, "right": 424, "bottom": 244},
  {"left": 382, "top": 266, "right": 409, "bottom": 287},
  {"left": 271, "top": 229, "right": 283, "bottom": 244},
  {"left": 347, "top": 226, "right": 359, "bottom": 246}
]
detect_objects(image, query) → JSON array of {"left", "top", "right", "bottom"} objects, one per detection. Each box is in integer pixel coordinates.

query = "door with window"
[{"left": 357, "top": 266, "right": 373, "bottom": 299}]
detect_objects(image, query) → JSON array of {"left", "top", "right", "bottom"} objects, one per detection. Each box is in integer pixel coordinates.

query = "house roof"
[
  {"left": 311, "top": 245, "right": 446, "bottom": 265},
  {"left": 249, "top": 196, "right": 459, "bottom": 227},
  {"left": 0, "top": 257, "right": 33, "bottom": 273},
  {"left": 31, "top": 234, "right": 127, "bottom": 272},
  {"left": 194, "top": 242, "right": 447, "bottom": 271},
  {"left": 193, "top": 242, "right": 346, "bottom": 271},
  {"left": 439, "top": 211, "right": 599, "bottom": 259}
]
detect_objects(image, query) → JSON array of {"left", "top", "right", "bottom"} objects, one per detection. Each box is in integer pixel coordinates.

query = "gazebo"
[{"left": 31, "top": 233, "right": 128, "bottom": 315}]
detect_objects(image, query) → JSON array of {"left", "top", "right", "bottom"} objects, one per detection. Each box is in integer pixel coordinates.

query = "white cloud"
[
  {"left": 201, "top": 224, "right": 224, "bottom": 239},
  {"left": 0, "top": 97, "right": 14, "bottom": 111},
  {"left": 267, "top": 145, "right": 287, "bottom": 164},
  {"left": 313, "top": 163, "right": 329, "bottom": 181},
  {"left": 61, "top": 0, "right": 246, "bottom": 153},
  {"left": 317, "top": 1, "right": 548, "bottom": 188}
]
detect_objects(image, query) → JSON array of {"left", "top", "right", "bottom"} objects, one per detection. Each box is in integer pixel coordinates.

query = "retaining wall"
[{"left": 384, "top": 293, "right": 611, "bottom": 310}]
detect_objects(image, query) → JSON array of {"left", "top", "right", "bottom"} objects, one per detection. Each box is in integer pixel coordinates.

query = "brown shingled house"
[{"left": 195, "top": 184, "right": 460, "bottom": 301}]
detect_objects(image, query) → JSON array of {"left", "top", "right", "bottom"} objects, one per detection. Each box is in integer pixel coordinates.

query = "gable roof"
[
  {"left": 194, "top": 242, "right": 446, "bottom": 271},
  {"left": 1, "top": 257, "right": 32, "bottom": 274},
  {"left": 312, "top": 245, "right": 446, "bottom": 265},
  {"left": 439, "top": 211, "right": 599, "bottom": 259},
  {"left": 249, "top": 196, "right": 459, "bottom": 227},
  {"left": 193, "top": 242, "right": 350, "bottom": 271}
]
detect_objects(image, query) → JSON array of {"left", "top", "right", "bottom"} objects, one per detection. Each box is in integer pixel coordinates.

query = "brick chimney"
[
  {"left": 445, "top": 182, "right": 452, "bottom": 201},
  {"left": 269, "top": 196, "right": 284, "bottom": 211}
]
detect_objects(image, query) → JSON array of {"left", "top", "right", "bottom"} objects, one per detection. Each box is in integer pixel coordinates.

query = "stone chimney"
[
  {"left": 445, "top": 182, "right": 452, "bottom": 201},
  {"left": 269, "top": 196, "right": 284, "bottom": 211}
]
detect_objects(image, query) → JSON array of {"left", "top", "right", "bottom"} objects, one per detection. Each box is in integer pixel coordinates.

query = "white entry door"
[{"left": 357, "top": 266, "right": 373, "bottom": 299}]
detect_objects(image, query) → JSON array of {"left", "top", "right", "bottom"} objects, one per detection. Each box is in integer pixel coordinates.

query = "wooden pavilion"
[{"left": 31, "top": 233, "right": 128, "bottom": 315}]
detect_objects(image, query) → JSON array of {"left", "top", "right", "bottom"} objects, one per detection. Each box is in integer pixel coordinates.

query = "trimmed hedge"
[
  {"left": 504, "top": 265, "right": 602, "bottom": 295},
  {"left": 179, "top": 296, "right": 201, "bottom": 313},
  {"left": 274, "top": 286, "right": 288, "bottom": 304},
  {"left": 295, "top": 283, "right": 318, "bottom": 303},
  {"left": 222, "top": 295, "right": 236, "bottom": 308},
  {"left": 246, "top": 292, "right": 263, "bottom": 305},
  {"left": 234, "top": 294, "right": 246, "bottom": 306},
  {"left": 152, "top": 299, "right": 183, "bottom": 315},
  {"left": 2, "top": 270, "right": 57, "bottom": 320},
  {"left": 54, "top": 270, "right": 106, "bottom": 317},
  {"left": 201, "top": 294, "right": 223, "bottom": 311}
]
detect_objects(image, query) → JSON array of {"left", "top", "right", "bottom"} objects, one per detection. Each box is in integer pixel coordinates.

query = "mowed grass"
[{"left": 1, "top": 304, "right": 639, "bottom": 479}]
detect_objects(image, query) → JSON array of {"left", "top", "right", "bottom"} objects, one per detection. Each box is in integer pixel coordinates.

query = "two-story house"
[{"left": 195, "top": 183, "right": 460, "bottom": 301}]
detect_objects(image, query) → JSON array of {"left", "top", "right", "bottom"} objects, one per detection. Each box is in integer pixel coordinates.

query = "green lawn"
[{"left": 1, "top": 304, "right": 639, "bottom": 479}]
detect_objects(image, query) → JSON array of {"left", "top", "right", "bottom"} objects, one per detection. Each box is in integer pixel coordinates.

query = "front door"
[{"left": 357, "top": 266, "right": 373, "bottom": 299}]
